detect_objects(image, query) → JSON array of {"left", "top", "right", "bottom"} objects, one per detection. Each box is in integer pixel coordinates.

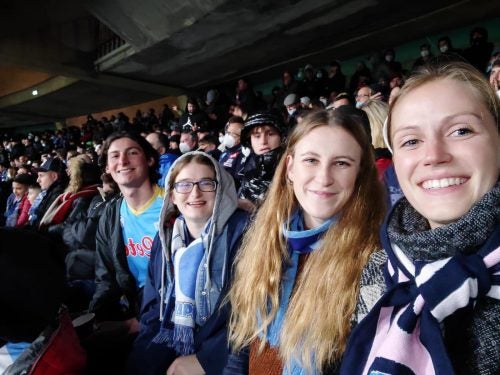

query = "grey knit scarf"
[{"left": 387, "top": 183, "right": 500, "bottom": 375}]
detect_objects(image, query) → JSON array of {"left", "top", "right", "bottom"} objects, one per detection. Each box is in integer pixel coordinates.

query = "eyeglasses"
[
  {"left": 173, "top": 179, "right": 217, "bottom": 194},
  {"left": 355, "top": 93, "right": 370, "bottom": 99}
]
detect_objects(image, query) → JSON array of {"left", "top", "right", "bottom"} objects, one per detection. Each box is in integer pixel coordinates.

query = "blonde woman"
[
  {"left": 40, "top": 155, "right": 101, "bottom": 228},
  {"left": 361, "top": 100, "right": 391, "bottom": 179},
  {"left": 342, "top": 62, "right": 500, "bottom": 374},
  {"left": 228, "top": 110, "right": 386, "bottom": 373}
]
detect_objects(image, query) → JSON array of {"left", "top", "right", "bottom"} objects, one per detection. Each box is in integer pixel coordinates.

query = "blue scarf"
[
  {"left": 264, "top": 211, "right": 335, "bottom": 375},
  {"left": 152, "top": 217, "right": 212, "bottom": 355}
]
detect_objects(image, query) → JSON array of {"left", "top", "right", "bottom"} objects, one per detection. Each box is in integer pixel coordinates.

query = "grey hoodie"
[{"left": 157, "top": 151, "right": 238, "bottom": 321}]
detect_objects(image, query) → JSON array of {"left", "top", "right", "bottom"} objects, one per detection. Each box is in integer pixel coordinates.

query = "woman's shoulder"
[
  {"left": 226, "top": 208, "right": 250, "bottom": 228},
  {"left": 355, "top": 250, "right": 388, "bottom": 323}
]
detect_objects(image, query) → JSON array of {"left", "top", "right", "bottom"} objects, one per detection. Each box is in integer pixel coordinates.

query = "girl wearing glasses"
[{"left": 127, "top": 151, "right": 249, "bottom": 375}]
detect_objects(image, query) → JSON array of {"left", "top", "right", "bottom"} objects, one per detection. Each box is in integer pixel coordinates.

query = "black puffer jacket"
[
  {"left": 61, "top": 193, "right": 119, "bottom": 280},
  {"left": 238, "top": 147, "right": 283, "bottom": 204}
]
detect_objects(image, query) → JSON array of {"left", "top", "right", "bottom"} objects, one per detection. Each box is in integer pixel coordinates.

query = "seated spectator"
[
  {"left": 437, "top": 36, "right": 463, "bottom": 59},
  {"left": 4, "top": 173, "right": 34, "bottom": 227},
  {"left": 33, "top": 157, "right": 68, "bottom": 228},
  {"left": 412, "top": 43, "right": 433, "bottom": 70},
  {"left": 349, "top": 61, "right": 372, "bottom": 94},
  {"left": 179, "top": 131, "right": 198, "bottom": 154},
  {"left": 198, "top": 134, "right": 221, "bottom": 160},
  {"left": 146, "top": 132, "right": 179, "bottom": 188},
  {"left": 325, "top": 60, "right": 347, "bottom": 97},
  {"left": 283, "top": 93, "right": 300, "bottom": 128},
  {"left": 355, "top": 85, "right": 373, "bottom": 107},
  {"left": 228, "top": 110, "right": 385, "bottom": 373},
  {"left": 27, "top": 182, "right": 42, "bottom": 225},
  {"left": 463, "top": 26, "right": 494, "bottom": 73},
  {"left": 341, "top": 60, "right": 500, "bottom": 375},
  {"left": 204, "top": 89, "right": 229, "bottom": 132},
  {"left": 127, "top": 151, "right": 249, "bottom": 375},
  {"left": 39, "top": 155, "right": 101, "bottom": 230},
  {"left": 329, "top": 92, "right": 353, "bottom": 109},
  {"left": 0, "top": 227, "right": 86, "bottom": 374},
  {"left": 178, "top": 97, "right": 208, "bottom": 130},
  {"left": 168, "top": 134, "right": 182, "bottom": 155},
  {"left": 87, "top": 131, "right": 163, "bottom": 373},
  {"left": 62, "top": 173, "right": 120, "bottom": 312},
  {"left": 237, "top": 112, "right": 285, "bottom": 213},
  {"left": 489, "top": 58, "right": 500, "bottom": 98},
  {"left": 382, "top": 48, "right": 403, "bottom": 76},
  {"left": 361, "top": 100, "right": 392, "bottom": 179},
  {"left": 219, "top": 116, "right": 245, "bottom": 187}
]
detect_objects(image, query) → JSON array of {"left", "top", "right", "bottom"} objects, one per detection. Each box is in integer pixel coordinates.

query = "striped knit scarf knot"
[{"left": 341, "top": 228, "right": 500, "bottom": 375}]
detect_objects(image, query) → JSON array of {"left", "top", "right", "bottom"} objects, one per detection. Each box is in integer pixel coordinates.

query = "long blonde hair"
[
  {"left": 228, "top": 109, "right": 386, "bottom": 372},
  {"left": 362, "top": 100, "right": 389, "bottom": 149},
  {"left": 65, "top": 155, "right": 88, "bottom": 193}
]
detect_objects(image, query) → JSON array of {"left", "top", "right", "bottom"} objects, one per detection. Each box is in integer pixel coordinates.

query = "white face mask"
[
  {"left": 355, "top": 101, "right": 364, "bottom": 109},
  {"left": 179, "top": 142, "right": 191, "bottom": 154},
  {"left": 440, "top": 45, "right": 449, "bottom": 53},
  {"left": 420, "top": 49, "right": 430, "bottom": 57},
  {"left": 218, "top": 135, "right": 224, "bottom": 144},
  {"left": 222, "top": 134, "right": 236, "bottom": 149},
  {"left": 287, "top": 108, "right": 296, "bottom": 116},
  {"left": 385, "top": 55, "right": 394, "bottom": 62}
]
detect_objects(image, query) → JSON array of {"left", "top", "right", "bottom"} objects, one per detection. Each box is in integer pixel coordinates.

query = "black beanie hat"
[
  {"left": 0, "top": 228, "right": 65, "bottom": 342},
  {"left": 241, "top": 111, "right": 284, "bottom": 147}
]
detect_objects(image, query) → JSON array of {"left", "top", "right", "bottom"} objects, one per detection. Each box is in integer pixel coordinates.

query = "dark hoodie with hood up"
[{"left": 126, "top": 151, "right": 249, "bottom": 375}]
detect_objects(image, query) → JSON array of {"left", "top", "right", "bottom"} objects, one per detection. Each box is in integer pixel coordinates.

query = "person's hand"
[
  {"left": 124, "top": 317, "right": 140, "bottom": 334},
  {"left": 237, "top": 198, "right": 256, "bottom": 213},
  {"left": 489, "top": 71, "right": 499, "bottom": 91},
  {"left": 166, "top": 355, "right": 205, "bottom": 375},
  {"left": 370, "top": 92, "right": 383, "bottom": 101}
]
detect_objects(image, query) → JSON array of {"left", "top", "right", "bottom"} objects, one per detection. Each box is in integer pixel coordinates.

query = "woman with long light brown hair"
[{"left": 228, "top": 109, "right": 386, "bottom": 373}]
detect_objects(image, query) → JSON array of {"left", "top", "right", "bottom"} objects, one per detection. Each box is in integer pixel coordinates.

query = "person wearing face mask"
[
  {"left": 218, "top": 117, "right": 245, "bottom": 188},
  {"left": 198, "top": 134, "right": 221, "bottom": 161},
  {"left": 283, "top": 93, "right": 300, "bottom": 128},
  {"left": 412, "top": 43, "right": 433, "bottom": 70},
  {"left": 179, "top": 131, "right": 198, "bottom": 154},
  {"left": 437, "top": 36, "right": 463, "bottom": 60}
]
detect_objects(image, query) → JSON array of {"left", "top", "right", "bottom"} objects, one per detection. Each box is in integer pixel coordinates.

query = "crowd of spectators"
[{"left": 0, "top": 25, "right": 499, "bottom": 374}]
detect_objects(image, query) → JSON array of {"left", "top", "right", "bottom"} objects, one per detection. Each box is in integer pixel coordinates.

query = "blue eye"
[
  {"left": 451, "top": 127, "right": 472, "bottom": 136},
  {"left": 401, "top": 139, "right": 418, "bottom": 147}
]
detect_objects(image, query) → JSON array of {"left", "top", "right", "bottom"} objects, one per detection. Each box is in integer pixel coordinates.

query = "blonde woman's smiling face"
[{"left": 391, "top": 78, "right": 500, "bottom": 229}]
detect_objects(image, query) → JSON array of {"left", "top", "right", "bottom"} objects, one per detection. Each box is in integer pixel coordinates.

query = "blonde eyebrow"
[{"left": 392, "top": 112, "right": 483, "bottom": 138}]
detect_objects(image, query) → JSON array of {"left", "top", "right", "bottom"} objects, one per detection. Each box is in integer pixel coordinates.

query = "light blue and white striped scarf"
[{"left": 153, "top": 216, "right": 212, "bottom": 355}]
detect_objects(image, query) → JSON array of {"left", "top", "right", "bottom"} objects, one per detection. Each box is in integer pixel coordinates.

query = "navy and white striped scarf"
[{"left": 341, "top": 185, "right": 500, "bottom": 374}]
